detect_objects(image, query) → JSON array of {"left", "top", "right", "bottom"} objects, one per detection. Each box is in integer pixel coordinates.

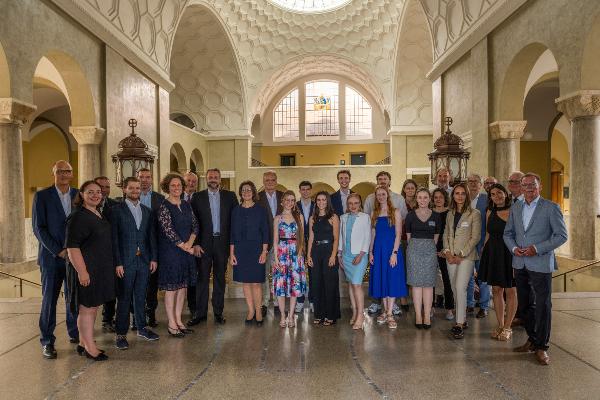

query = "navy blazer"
[
  {"left": 331, "top": 190, "right": 353, "bottom": 216},
  {"left": 32, "top": 186, "right": 78, "bottom": 268},
  {"left": 190, "top": 189, "right": 238, "bottom": 250},
  {"left": 111, "top": 201, "right": 157, "bottom": 268}
]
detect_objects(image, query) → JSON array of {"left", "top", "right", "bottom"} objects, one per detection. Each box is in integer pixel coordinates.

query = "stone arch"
[
  {"left": 169, "top": 142, "right": 187, "bottom": 173},
  {"left": 393, "top": 0, "right": 433, "bottom": 127},
  {"left": 189, "top": 148, "right": 204, "bottom": 174},
  {"left": 170, "top": 112, "right": 197, "bottom": 130},
  {"left": 497, "top": 43, "right": 557, "bottom": 121},
  {"left": 170, "top": 3, "right": 247, "bottom": 132},
  {"left": 351, "top": 182, "right": 377, "bottom": 203},
  {"left": 34, "top": 51, "right": 96, "bottom": 127},
  {"left": 581, "top": 12, "right": 600, "bottom": 89},
  {"left": 312, "top": 182, "right": 336, "bottom": 195},
  {"left": 0, "top": 39, "right": 10, "bottom": 97}
]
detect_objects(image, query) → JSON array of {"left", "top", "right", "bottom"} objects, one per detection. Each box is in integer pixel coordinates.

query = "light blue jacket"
[{"left": 503, "top": 197, "right": 567, "bottom": 273}]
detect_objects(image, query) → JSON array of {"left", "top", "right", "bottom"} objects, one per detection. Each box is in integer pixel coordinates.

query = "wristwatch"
[{"left": 393, "top": 250, "right": 398, "bottom": 254}]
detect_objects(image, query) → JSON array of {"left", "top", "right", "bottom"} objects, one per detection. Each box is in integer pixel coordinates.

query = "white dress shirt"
[
  {"left": 522, "top": 195, "right": 540, "bottom": 230},
  {"left": 266, "top": 191, "right": 277, "bottom": 217},
  {"left": 470, "top": 193, "right": 480, "bottom": 210},
  {"left": 125, "top": 198, "right": 143, "bottom": 230},
  {"left": 55, "top": 186, "right": 71, "bottom": 216}
]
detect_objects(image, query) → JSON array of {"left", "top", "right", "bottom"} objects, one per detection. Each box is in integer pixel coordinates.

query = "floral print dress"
[{"left": 273, "top": 219, "right": 307, "bottom": 297}]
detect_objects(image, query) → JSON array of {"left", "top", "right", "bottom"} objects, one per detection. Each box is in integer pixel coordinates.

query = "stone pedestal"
[
  {"left": 0, "top": 98, "right": 36, "bottom": 263},
  {"left": 69, "top": 126, "right": 105, "bottom": 182},
  {"left": 557, "top": 91, "right": 600, "bottom": 260},
  {"left": 489, "top": 121, "right": 526, "bottom": 186}
]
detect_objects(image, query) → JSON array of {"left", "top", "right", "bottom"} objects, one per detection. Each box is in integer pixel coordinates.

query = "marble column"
[
  {"left": 557, "top": 90, "right": 600, "bottom": 260},
  {"left": 0, "top": 98, "right": 36, "bottom": 263},
  {"left": 489, "top": 121, "right": 526, "bottom": 186},
  {"left": 69, "top": 126, "right": 105, "bottom": 183}
]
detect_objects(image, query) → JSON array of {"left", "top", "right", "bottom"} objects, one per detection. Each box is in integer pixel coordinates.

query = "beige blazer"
[{"left": 443, "top": 208, "right": 482, "bottom": 261}]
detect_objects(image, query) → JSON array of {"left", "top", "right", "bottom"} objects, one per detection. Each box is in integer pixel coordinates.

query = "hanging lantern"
[
  {"left": 428, "top": 117, "right": 470, "bottom": 185},
  {"left": 111, "top": 119, "right": 155, "bottom": 188}
]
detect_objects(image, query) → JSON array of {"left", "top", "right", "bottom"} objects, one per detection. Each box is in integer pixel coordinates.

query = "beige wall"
[{"left": 254, "top": 143, "right": 388, "bottom": 166}]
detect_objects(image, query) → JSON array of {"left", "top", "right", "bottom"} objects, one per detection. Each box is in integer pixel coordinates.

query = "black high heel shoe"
[
  {"left": 415, "top": 323, "right": 424, "bottom": 329},
  {"left": 178, "top": 326, "right": 194, "bottom": 334},
  {"left": 423, "top": 323, "right": 432, "bottom": 330},
  {"left": 168, "top": 326, "right": 185, "bottom": 338},
  {"left": 84, "top": 349, "right": 108, "bottom": 361},
  {"left": 77, "top": 345, "right": 105, "bottom": 356},
  {"left": 245, "top": 314, "right": 256, "bottom": 325}
]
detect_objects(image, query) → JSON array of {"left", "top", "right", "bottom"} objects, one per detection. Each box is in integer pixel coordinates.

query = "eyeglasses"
[
  {"left": 240, "top": 188, "right": 253, "bottom": 193},
  {"left": 56, "top": 169, "right": 73, "bottom": 175}
]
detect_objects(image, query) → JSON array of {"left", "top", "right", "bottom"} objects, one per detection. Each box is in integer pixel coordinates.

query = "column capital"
[
  {"left": 69, "top": 126, "right": 106, "bottom": 145},
  {"left": 0, "top": 98, "right": 36, "bottom": 125},
  {"left": 556, "top": 90, "right": 600, "bottom": 121},
  {"left": 488, "top": 120, "right": 526, "bottom": 141}
]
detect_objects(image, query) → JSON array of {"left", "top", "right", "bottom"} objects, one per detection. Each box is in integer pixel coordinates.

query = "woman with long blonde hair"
[
  {"left": 368, "top": 186, "right": 406, "bottom": 329},
  {"left": 272, "top": 191, "right": 307, "bottom": 328}
]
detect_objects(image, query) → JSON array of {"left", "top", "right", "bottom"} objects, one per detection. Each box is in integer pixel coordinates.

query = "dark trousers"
[
  {"left": 145, "top": 267, "right": 159, "bottom": 318},
  {"left": 195, "top": 236, "right": 227, "bottom": 318},
  {"left": 311, "top": 243, "right": 340, "bottom": 320},
  {"left": 187, "top": 286, "right": 196, "bottom": 315},
  {"left": 102, "top": 300, "right": 116, "bottom": 324},
  {"left": 116, "top": 258, "right": 150, "bottom": 335},
  {"left": 39, "top": 261, "right": 78, "bottom": 345},
  {"left": 515, "top": 267, "right": 552, "bottom": 350},
  {"left": 438, "top": 257, "right": 455, "bottom": 309}
]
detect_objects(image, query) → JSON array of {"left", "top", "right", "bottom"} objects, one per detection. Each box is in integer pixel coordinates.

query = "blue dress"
[
  {"left": 157, "top": 200, "right": 198, "bottom": 291},
  {"left": 230, "top": 204, "right": 270, "bottom": 283},
  {"left": 342, "top": 214, "right": 368, "bottom": 284},
  {"left": 369, "top": 216, "right": 408, "bottom": 298}
]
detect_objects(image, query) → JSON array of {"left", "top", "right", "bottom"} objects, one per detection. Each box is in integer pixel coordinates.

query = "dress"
[
  {"left": 342, "top": 214, "right": 368, "bottom": 284},
  {"left": 65, "top": 207, "right": 116, "bottom": 308},
  {"left": 231, "top": 204, "right": 270, "bottom": 283},
  {"left": 405, "top": 211, "right": 440, "bottom": 287},
  {"left": 157, "top": 200, "right": 198, "bottom": 291},
  {"left": 479, "top": 209, "right": 514, "bottom": 288},
  {"left": 369, "top": 216, "right": 408, "bottom": 298},
  {"left": 273, "top": 219, "right": 307, "bottom": 297},
  {"left": 311, "top": 215, "right": 341, "bottom": 320}
]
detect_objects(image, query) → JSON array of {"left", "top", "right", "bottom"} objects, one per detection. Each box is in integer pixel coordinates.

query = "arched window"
[
  {"left": 170, "top": 113, "right": 196, "bottom": 130},
  {"left": 305, "top": 80, "right": 339, "bottom": 137},
  {"left": 273, "top": 88, "right": 299, "bottom": 140},
  {"left": 345, "top": 85, "right": 372, "bottom": 138}
]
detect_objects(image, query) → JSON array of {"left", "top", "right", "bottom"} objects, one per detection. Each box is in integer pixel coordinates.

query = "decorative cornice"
[
  {"left": 0, "top": 98, "right": 37, "bottom": 126},
  {"left": 69, "top": 126, "right": 106, "bottom": 145},
  {"left": 556, "top": 90, "right": 600, "bottom": 121},
  {"left": 488, "top": 120, "right": 526, "bottom": 141},
  {"left": 388, "top": 125, "right": 433, "bottom": 136}
]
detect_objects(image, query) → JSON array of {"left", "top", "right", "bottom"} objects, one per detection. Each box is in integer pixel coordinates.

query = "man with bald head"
[{"left": 32, "top": 160, "right": 79, "bottom": 359}]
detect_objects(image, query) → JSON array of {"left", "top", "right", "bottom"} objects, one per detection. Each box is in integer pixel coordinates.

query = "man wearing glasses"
[
  {"left": 32, "top": 160, "right": 79, "bottom": 359},
  {"left": 507, "top": 171, "right": 525, "bottom": 203}
]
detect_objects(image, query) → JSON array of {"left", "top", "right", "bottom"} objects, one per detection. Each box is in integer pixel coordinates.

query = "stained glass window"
[
  {"left": 273, "top": 88, "right": 299, "bottom": 140},
  {"left": 269, "top": 0, "right": 350, "bottom": 13},
  {"left": 305, "top": 80, "right": 339, "bottom": 138},
  {"left": 345, "top": 86, "right": 372, "bottom": 137}
]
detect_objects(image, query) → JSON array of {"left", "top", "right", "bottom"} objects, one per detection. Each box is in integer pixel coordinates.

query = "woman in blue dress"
[
  {"left": 230, "top": 181, "right": 270, "bottom": 326},
  {"left": 157, "top": 173, "right": 198, "bottom": 338},
  {"left": 338, "top": 193, "right": 370, "bottom": 330},
  {"left": 369, "top": 186, "right": 406, "bottom": 329}
]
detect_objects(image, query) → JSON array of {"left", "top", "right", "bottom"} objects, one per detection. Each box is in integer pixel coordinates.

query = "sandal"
[
  {"left": 353, "top": 316, "right": 365, "bottom": 330},
  {"left": 387, "top": 315, "right": 397, "bottom": 329},
  {"left": 287, "top": 313, "right": 296, "bottom": 328},
  {"left": 497, "top": 328, "right": 512, "bottom": 341},
  {"left": 322, "top": 318, "right": 335, "bottom": 326},
  {"left": 376, "top": 313, "right": 387, "bottom": 324},
  {"left": 279, "top": 319, "right": 287, "bottom": 328},
  {"left": 313, "top": 319, "right": 322, "bottom": 325},
  {"left": 491, "top": 326, "right": 503, "bottom": 339}
]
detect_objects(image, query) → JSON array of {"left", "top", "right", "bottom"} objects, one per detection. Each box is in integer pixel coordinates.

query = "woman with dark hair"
[
  {"left": 230, "top": 181, "right": 270, "bottom": 326},
  {"left": 369, "top": 186, "right": 406, "bottom": 329},
  {"left": 307, "top": 191, "right": 340, "bottom": 326},
  {"left": 442, "top": 183, "right": 481, "bottom": 339},
  {"left": 478, "top": 183, "right": 516, "bottom": 341},
  {"left": 66, "top": 180, "right": 116, "bottom": 361},
  {"left": 157, "top": 173, "right": 198, "bottom": 338},
  {"left": 432, "top": 188, "right": 454, "bottom": 320},
  {"left": 273, "top": 190, "right": 307, "bottom": 328}
]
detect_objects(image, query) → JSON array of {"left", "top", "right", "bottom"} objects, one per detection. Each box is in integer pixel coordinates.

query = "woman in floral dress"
[{"left": 272, "top": 191, "right": 307, "bottom": 328}]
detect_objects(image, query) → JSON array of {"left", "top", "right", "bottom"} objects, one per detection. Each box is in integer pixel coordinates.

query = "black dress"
[
  {"left": 311, "top": 216, "right": 340, "bottom": 321},
  {"left": 65, "top": 207, "right": 116, "bottom": 308},
  {"left": 230, "top": 204, "right": 270, "bottom": 283},
  {"left": 479, "top": 209, "right": 514, "bottom": 288}
]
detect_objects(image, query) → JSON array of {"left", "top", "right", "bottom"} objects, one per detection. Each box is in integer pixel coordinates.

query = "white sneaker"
[
  {"left": 367, "top": 303, "right": 381, "bottom": 314},
  {"left": 392, "top": 303, "right": 402, "bottom": 316},
  {"left": 446, "top": 310, "right": 455, "bottom": 320},
  {"left": 295, "top": 302, "right": 304, "bottom": 314}
]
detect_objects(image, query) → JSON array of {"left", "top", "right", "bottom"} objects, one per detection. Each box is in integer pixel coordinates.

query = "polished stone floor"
[{"left": 1, "top": 293, "right": 599, "bottom": 400}]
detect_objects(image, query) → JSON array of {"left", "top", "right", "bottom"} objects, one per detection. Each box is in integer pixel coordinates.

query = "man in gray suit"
[{"left": 503, "top": 172, "right": 567, "bottom": 365}]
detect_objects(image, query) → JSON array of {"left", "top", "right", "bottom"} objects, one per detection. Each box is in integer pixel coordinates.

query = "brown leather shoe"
[
  {"left": 535, "top": 350, "right": 550, "bottom": 365},
  {"left": 513, "top": 340, "right": 534, "bottom": 353}
]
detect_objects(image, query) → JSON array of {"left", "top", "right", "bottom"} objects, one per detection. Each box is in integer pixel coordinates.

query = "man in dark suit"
[
  {"left": 138, "top": 167, "right": 165, "bottom": 328},
  {"left": 188, "top": 168, "right": 237, "bottom": 325},
  {"left": 32, "top": 160, "right": 79, "bottom": 359},
  {"left": 256, "top": 170, "right": 284, "bottom": 316},
  {"left": 504, "top": 173, "right": 567, "bottom": 365},
  {"left": 182, "top": 171, "right": 198, "bottom": 316},
  {"left": 111, "top": 177, "right": 159, "bottom": 349},
  {"left": 295, "top": 181, "right": 314, "bottom": 313},
  {"left": 94, "top": 176, "right": 120, "bottom": 332},
  {"left": 331, "top": 169, "right": 352, "bottom": 216}
]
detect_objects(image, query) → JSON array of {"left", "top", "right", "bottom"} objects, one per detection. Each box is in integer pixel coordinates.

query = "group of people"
[{"left": 32, "top": 160, "right": 566, "bottom": 366}]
